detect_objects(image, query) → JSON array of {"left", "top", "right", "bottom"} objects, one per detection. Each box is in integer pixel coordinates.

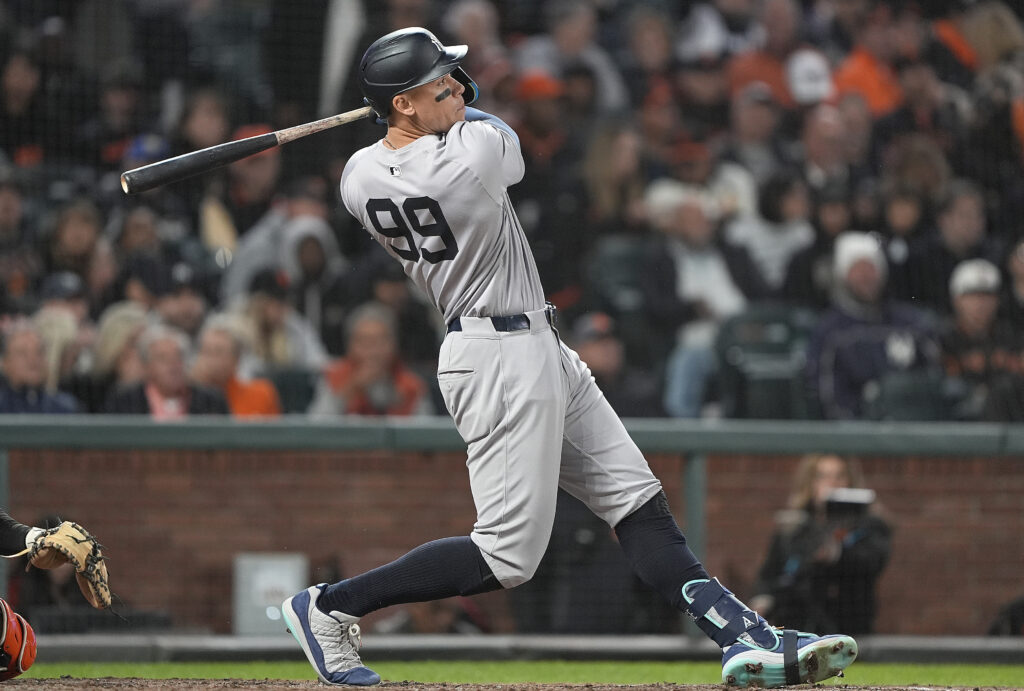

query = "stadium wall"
[{"left": 3, "top": 418, "right": 1023, "bottom": 636}]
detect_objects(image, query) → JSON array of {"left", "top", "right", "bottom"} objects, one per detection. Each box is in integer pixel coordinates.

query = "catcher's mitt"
[{"left": 25, "top": 521, "right": 111, "bottom": 609}]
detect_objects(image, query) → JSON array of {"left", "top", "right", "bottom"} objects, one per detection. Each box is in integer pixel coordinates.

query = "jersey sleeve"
[{"left": 445, "top": 120, "right": 524, "bottom": 200}]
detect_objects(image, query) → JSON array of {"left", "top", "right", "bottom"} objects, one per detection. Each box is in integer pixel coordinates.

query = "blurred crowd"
[{"left": 2, "top": 0, "right": 1024, "bottom": 422}]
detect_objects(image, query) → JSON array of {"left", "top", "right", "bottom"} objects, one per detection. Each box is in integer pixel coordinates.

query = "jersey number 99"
[{"left": 366, "top": 196, "right": 459, "bottom": 264}]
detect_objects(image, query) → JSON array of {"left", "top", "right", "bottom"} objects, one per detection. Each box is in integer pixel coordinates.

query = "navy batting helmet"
[{"left": 358, "top": 27, "right": 479, "bottom": 118}]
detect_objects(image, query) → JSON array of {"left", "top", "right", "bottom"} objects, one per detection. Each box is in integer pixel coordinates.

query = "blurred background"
[{"left": 1, "top": 0, "right": 1023, "bottom": 647}]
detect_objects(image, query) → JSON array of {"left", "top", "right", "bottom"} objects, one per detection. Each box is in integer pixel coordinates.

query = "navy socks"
[
  {"left": 317, "top": 536, "right": 500, "bottom": 617},
  {"left": 614, "top": 491, "right": 708, "bottom": 610}
]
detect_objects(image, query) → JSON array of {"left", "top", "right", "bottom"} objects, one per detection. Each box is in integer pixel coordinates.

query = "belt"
[{"left": 447, "top": 304, "right": 556, "bottom": 334}]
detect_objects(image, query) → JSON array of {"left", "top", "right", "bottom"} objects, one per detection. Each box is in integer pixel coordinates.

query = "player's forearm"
[
  {"left": 464, "top": 107, "right": 520, "bottom": 147},
  {"left": 0, "top": 509, "right": 34, "bottom": 554}
]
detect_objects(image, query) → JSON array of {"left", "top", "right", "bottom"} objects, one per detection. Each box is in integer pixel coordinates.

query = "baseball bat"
[{"left": 120, "top": 105, "right": 374, "bottom": 194}]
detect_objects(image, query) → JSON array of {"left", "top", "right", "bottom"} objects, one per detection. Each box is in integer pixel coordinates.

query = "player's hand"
[{"left": 26, "top": 521, "right": 112, "bottom": 609}]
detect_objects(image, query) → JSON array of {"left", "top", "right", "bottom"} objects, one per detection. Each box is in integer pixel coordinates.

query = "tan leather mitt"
[{"left": 26, "top": 521, "right": 111, "bottom": 609}]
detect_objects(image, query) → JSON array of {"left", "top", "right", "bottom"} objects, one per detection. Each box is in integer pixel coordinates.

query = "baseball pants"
[{"left": 437, "top": 307, "right": 664, "bottom": 587}]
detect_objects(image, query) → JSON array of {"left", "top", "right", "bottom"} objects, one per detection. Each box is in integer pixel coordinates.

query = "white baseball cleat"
[
  {"left": 281, "top": 584, "right": 381, "bottom": 686},
  {"left": 721, "top": 630, "right": 858, "bottom": 687}
]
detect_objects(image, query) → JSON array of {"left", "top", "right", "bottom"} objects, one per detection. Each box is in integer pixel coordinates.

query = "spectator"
[
  {"left": 906, "top": 179, "right": 1003, "bottom": 314},
  {"left": 805, "top": 232, "right": 940, "bottom": 419},
  {"left": 676, "top": 0, "right": 763, "bottom": 64},
  {"left": 881, "top": 131, "right": 953, "bottom": 209},
  {"left": 170, "top": 87, "right": 234, "bottom": 226},
  {"left": 157, "top": 263, "right": 209, "bottom": 341},
  {"left": 361, "top": 256, "right": 441, "bottom": 371},
  {"left": 720, "top": 81, "right": 790, "bottom": 186},
  {"left": 872, "top": 55, "right": 972, "bottom": 169},
  {"left": 836, "top": 91, "right": 876, "bottom": 181},
  {"left": 191, "top": 313, "right": 281, "bottom": 418},
  {"left": 309, "top": 302, "right": 432, "bottom": 417},
  {"left": 515, "top": 0, "right": 630, "bottom": 116},
  {"left": 113, "top": 204, "right": 166, "bottom": 262},
  {"left": 236, "top": 268, "right": 328, "bottom": 376},
  {"left": 32, "top": 305, "right": 87, "bottom": 396},
  {"left": 1002, "top": 237, "right": 1024, "bottom": 331},
  {"left": 0, "top": 44, "right": 52, "bottom": 167},
  {"left": 782, "top": 182, "right": 854, "bottom": 309},
  {"left": 908, "top": 0, "right": 976, "bottom": 90},
  {"left": 670, "top": 137, "right": 758, "bottom": 222},
  {"left": 727, "top": 0, "right": 816, "bottom": 110},
  {"left": 74, "top": 58, "right": 145, "bottom": 172},
  {"left": 104, "top": 323, "right": 228, "bottom": 418},
  {"left": 941, "top": 259, "right": 1024, "bottom": 421},
  {"left": 750, "top": 454, "right": 892, "bottom": 635},
  {"left": 878, "top": 182, "right": 928, "bottom": 303},
  {"left": 508, "top": 71, "right": 587, "bottom": 303},
  {"left": 218, "top": 124, "right": 285, "bottom": 242},
  {"left": 637, "top": 82, "right": 682, "bottom": 175},
  {"left": 640, "top": 179, "right": 768, "bottom": 417},
  {"left": 45, "top": 199, "right": 103, "bottom": 282},
  {"left": 989, "top": 593, "right": 1024, "bottom": 636},
  {"left": 799, "top": 104, "right": 856, "bottom": 195},
  {"left": 569, "top": 312, "right": 665, "bottom": 418},
  {"left": 672, "top": 52, "right": 731, "bottom": 143},
  {"left": 832, "top": 3, "right": 904, "bottom": 118},
  {"left": 281, "top": 215, "right": 351, "bottom": 356},
  {"left": 0, "top": 168, "right": 42, "bottom": 315},
  {"left": 63, "top": 301, "right": 147, "bottom": 413},
  {"left": 962, "top": 63, "right": 1024, "bottom": 234},
  {"left": 37, "top": 272, "right": 90, "bottom": 327},
  {"left": 959, "top": 0, "right": 1024, "bottom": 73},
  {"left": 220, "top": 175, "right": 331, "bottom": 305},
  {"left": 0, "top": 321, "right": 77, "bottom": 414},
  {"left": 580, "top": 120, "right": 647, "bottom": 238},
  {"left": 440, "top": 0, "right": 514, "bottom": 115},
  {"left": 114, "top": 254, "right": 171, "bottom": 312},
  {"left": 725, "top": 169, "right": 815, "bottom": 294},
  {"left": 617, "top": 4, "right": 677, "bottom": 107}
]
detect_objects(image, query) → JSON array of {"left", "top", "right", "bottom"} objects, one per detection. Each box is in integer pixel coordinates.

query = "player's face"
[{"left": 403, "top": 72, "right": 466, "bottom": 133}]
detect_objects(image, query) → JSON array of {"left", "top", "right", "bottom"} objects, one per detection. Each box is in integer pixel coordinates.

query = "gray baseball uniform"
[{"left": 341, "top": 115, "right": 662, "bottom": 587}]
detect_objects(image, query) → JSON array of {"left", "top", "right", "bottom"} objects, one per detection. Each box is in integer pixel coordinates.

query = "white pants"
[{"left": 437, "top": 308, "right": 663, "bottom": 587}]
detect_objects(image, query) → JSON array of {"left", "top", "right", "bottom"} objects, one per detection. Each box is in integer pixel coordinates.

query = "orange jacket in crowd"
[
  {"left": 833, "top": 47, "right": 904, "bottom": 117},
  {"left": 225, "top": 376, "right": 282, "bottom": 417},
  {"left": 323, "top": 359, "right": 426, "bottom": 416}
]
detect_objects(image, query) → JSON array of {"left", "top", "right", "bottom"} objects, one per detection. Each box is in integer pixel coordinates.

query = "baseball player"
[
  {"left": 0, "top": 509, "right": 110, "bottom": 680},
  {"left": 282, "top": 28, "right": 859, "bottom": 688}
]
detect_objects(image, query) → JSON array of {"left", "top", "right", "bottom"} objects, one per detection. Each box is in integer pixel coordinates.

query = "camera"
[{"left": 824, "top": 487, "right": 875, "bottom": 521}]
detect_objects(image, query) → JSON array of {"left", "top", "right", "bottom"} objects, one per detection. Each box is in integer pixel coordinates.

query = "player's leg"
[
  {"left": 557, "top": 344, "right": 857, "bottom": 687},
  {"left": 284, "top": 314, "right": 566, "bottom": 685}
]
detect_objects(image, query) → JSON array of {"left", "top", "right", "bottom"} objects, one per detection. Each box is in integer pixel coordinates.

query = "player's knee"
[
  {"left": 486, "top": 539, "right": 547, "bottom": 588},
  {"left": 501, "top": 558, "right": 542, "bottom": 589}
]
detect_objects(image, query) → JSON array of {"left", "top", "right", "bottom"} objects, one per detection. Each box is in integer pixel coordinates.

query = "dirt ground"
[{"left": 6, "top": 682, "right": 1011, "bottom": 691}]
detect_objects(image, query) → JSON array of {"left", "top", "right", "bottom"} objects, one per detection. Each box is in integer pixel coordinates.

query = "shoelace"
[
  {"left": 315, "top": 610, "right": 366, "bottom": 669},
  {"left": 328, "top": 622, "right": 364, "bottom": 667}
]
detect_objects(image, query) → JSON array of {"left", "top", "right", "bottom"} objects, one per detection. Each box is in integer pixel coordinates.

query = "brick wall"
[{"left": 9, "top": 449, "right": 1023, "bottom": 635}]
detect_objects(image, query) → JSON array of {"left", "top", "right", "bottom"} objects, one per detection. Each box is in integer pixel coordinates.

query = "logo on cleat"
[{"left": 742, "top": 616, "right": 757, "bottom": 629}]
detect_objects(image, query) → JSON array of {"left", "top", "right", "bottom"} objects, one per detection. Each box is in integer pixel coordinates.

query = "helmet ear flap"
[
  {"left": 364, "top": 97, "right": 389, "bottom": 125},
  {"left": 451, "top": 68, "right": 479, "bottom": 106}
]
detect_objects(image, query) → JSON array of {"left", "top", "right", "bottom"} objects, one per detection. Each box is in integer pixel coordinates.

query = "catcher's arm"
[{"left": 3, "top": 521, "right": 112, "bottom": 609}]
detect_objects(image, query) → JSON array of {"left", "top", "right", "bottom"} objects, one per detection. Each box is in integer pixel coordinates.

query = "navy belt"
[{"left": 447, "top": 305, "right": 556, "bottom": 334}]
